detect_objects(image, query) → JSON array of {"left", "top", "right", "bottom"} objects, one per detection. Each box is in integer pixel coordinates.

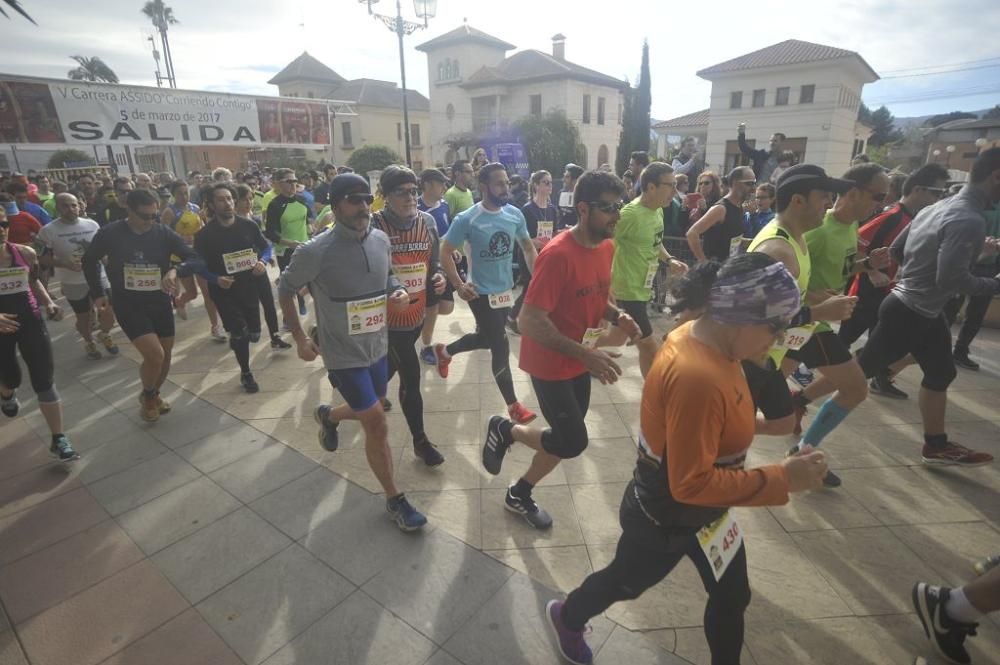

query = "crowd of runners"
[{"left": 2, "top": 139, "right": 999, "bottom": 665}]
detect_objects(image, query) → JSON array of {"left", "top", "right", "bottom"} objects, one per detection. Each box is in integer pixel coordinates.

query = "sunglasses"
[
  {"left": 391, "top": 188, "right": 419, "bottom": 198},
  {"left": 0, "top": 221, "right": 9, "bottom": 229},
  {"left": 345, "top": 193, "right": 374, "bottom": 205},
  {"left": 586, "top": 200, "right": 625, "bottom": 213},
  {"left": 921, "top": 186, "right": 947, "bottom": 198},
  {"left": 135, "top": 211, "right": 159, "bottom": 221}
]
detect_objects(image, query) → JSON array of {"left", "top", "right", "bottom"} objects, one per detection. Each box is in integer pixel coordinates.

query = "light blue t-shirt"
[{"left": 444, "top": 202, "right": 529, "bottom": 295}]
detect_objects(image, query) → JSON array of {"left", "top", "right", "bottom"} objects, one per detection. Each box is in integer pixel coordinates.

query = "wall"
[
  {"left": 334, "top": 105, "right": 430, "bottom": 169},
  {"left": 275, "top": 81, "right": 326, "bottom": 99},
  {"left": 563, "top": 80, "right": 623, "bottom": 170}
]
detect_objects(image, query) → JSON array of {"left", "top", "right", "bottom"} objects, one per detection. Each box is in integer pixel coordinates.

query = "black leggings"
[
  {"left": 943, "top": 264, "right": 995, "bottom": 354},
  {"left": 446, "top": 295, "right": 517, "bottom": 405},
  {"left": 837, "top": 277, "right": 888, "bottom": 348},
  {"left": 387, "top": 326, "right": 424, "bottom": 438},
  {"left": 277, "top": 252, "right": 305, "bottom": 312},
  {"left": 532, "top": 373, "right": 590, "bottom": 459},
  {"left": 0, "top": 313, "right": 56, "bottom": 400},
  {"left": 510, "top": 269, "right": 531, "bottom": 322},
  {"left": 563, "top": 495, "right": 750, "bottom": 665},
  {"left": 254, "top": 273, "right": 280, "bottom": 337}
]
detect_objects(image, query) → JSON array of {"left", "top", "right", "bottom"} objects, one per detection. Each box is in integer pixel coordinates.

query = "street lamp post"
[
  {"left": 359, "top": 0, "right": 437, "bottom": 167},
  {"left": 945, "top": 144, "right": 956, "bottom": 168}
]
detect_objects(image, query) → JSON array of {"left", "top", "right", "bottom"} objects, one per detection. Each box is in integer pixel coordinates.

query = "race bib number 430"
[
  {"left": 124, "top": 265, "right": 161, "bottom": 291},
  {"left": 0, "top": 267, "right": 28, "bottom": 294},
  {"left": 347, "top": 295, "right": 386, "bottom": 335},
  {"left": 697, "top": 510, "right": 743, "bottom": 581}
]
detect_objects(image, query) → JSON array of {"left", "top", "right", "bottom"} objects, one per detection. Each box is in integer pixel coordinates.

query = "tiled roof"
[
  {"left": 696, "top": 40, "right": 878, "bottom": 80},
  {"left": 652, "top": 109, "right": 710, "bottom": 129},
  {"left": 268, "top": 52, "right": 346, "bottom": 85},
  {"left": 460, "top": 49, "right": 628, "bottom": 90},
  {"left": 326, "top": 79, "right": 429, "bottom": 112},
  {"left": 416, "top": 24, "right": 515, "bottom": 52}
]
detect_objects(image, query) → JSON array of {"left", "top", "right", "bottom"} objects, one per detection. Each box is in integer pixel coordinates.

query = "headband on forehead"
[{"left": 706, "top": 262, "right": 801, "bottom": 327}]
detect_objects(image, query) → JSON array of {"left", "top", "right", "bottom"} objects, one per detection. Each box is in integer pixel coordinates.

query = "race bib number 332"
[{"left": 0, "top": 267, "right": 28, "bottom": 294}]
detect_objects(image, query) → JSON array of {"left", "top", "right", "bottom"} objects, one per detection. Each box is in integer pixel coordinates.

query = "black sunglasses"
[
  {"left": 0, "top": 220, "right": 9, "bottom": 229},
  {"left": 586, "top": 200, "right": 625, "bottom": 213},
  {"left": 920, "top": 186, "right": 947, "bottom": 198},
  {"left": 345, "top": 193, "right": 374, "bottom": 205},
  {"left": 135, "top": 211, "right": 159, "bottom": 221}
]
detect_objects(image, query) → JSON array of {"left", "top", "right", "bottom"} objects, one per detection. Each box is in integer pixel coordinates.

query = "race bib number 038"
[
  {"left": 395, "top": 262, "right": 426, "bottom": 294},
  {"left": 488, "top": 290, "right": 514, "bottom": 309},
  {"left": 697, "top": 510, "right": 743, "bottom": 582},
  {"left": 223, "top": 248, "right": 257, "bottom": 274},
  {"left": 123, "top": 265, "right": 161, "bottom": 291},
  {"left": 347, "top": 295, "right": 386, "bottom": 335},
  {"left": 0, "top": 267, "right": 29, "bottom": 294}
]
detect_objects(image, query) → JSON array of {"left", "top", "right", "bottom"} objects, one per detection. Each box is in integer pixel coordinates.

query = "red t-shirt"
[
  {"left": 5, "top": 211, "right": 42, "bottom": 245},
  {"left": 848, "top": 203, "right": 913, "bottom": 296},
  {"left": 518, "top": 231, "right": 614, "bottom": 381}
]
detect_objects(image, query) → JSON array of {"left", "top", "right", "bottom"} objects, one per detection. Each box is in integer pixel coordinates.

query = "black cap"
[
  {"left": 564, "top": 163, "right": 584, "bottom": 179},
  {"left": 380, "top": 165, "right": 417, "bottom": 194},
  {"left": 328, "top": 173, "right": 370, "bottom": 204},
  {"left": 776, "top": 164, "right": 854, "bottom": 197}
]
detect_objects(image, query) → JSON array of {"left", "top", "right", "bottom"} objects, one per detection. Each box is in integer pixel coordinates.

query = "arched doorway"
[{"left": 597, "top": 144, "right": 609, "bottom": 168}]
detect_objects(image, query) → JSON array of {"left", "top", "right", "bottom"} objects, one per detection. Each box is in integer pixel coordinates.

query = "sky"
[{"left": 3, "top": 0, "right": 999, "bottom": 122}]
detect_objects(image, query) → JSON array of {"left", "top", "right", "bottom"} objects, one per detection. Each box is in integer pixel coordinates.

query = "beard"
[{"left": 487, "top": 191, "right": 512, "bottom": 207}]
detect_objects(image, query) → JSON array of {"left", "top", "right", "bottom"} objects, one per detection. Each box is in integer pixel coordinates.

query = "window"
[
  {"left": 397, "top": 123, "right": 402, "bottom": 141},
  {"left": 582, "top": 94, "right": 591, "bottom": 124},
  {"left": 730, "top": 91, "right": 742, "bottom": 109},
  {"left": 530, "top": 94, "right": 542, "bottom": 116},
  {"left": 411, "top": 124, "right": 421, "bottom": 147},
  {"left": 597, "top": 97, "right": 606, "bottom": 125},
  {"left": 800, "top": 84, "right": 815, "bottom": 104},
  {"left": 412, "top": 161, "right": 423, "bottom": 171},
  {"left": 341, "top": 122, "right": 352, "bottom": 147},
  {"left": 776, "top": 87, "right": 789, "bottom": 106},
  {"left": 446, "top": 103, "right": 455, "bottom": 121},
  {"left": 752, "top": 89, "right": 765, "bottom": 108},
  {"left": 307, "top": 91, "right": 314, "bottom": 98}
]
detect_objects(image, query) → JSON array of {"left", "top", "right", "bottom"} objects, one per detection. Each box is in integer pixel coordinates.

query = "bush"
[
  {"left": 46, "top": 149, "right": 96, "bottom": 169},
  {"left": 346, "top": 145, "right": 402, "bottom": 175}
]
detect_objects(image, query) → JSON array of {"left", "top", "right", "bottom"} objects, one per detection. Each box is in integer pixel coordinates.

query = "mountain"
[{"left": 894, "top": 108, "right": 993, "bottom": 130}]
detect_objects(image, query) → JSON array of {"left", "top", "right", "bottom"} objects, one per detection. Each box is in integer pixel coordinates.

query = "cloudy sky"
[{"left": 3, "top": 0, "right": 999, "bottom": 121}]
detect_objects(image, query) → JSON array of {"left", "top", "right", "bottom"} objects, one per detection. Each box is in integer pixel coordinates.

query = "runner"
[
  {"left": 444, "top": 160, "right": 475, "bottom": 217},
  {"left": 507, "top": 169, "right": 558, "bottom": 335},
  {"left": 481, "top": 170, "right": 641, "bottom": 529},
  {"left": 371, "top": 166, "right": 447, "bottom": 466},
  {"left": 279, "top": 173, "right": 427, "bottom": 531},
  {"left": 0, "top": 218, "right": 78, "bottom": 461},
  {"left": 913, "top": 562, "right": 999, "bottom": 665},
  {"left": 195, "top": 183, "right": 276, "bottom": 393},
  {"left": 265, "top": 168, "right": 310, "bottom": 319},
  {"left": 611, "top": 162, "right": 688, "bottom": 377},
  {"left": 856, "top": 148, "right": 1000, "bottom": 467},
  {"left": 37, "top": 193, "right": 119, "bottom": 360},
  {"left": 838, "top": 163, "right": 950, "bottom": 398},
  {"left": 434, "top": 163, "right": 538, "bottom": 425},
  {"left": 558, "top": 164, "right": 585, "bottom": 228},
  {"left": 545, "top": 253, "right": 827, "bottom": 665},
  {"left": 416, "top": 168, "right": 453, "bottom": 365},
  {"left": 82, "top": 189, "right": 209, "bottom": 423},
  {"left": 686, "top": 166, "right": 756, "bottom": 262},
  {"left": 0, "top": 194, "right": 42, "bottom": 245}
]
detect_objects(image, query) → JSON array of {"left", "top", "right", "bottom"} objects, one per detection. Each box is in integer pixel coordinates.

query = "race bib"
[
  {"left": 774, "top": 323, "right": 817, "bottom": 352},
  {"left": 582, "top": 327, "right": 604, "bottom": 349},
  {"left": 347, "top": 295, "right": 386, "bottom": 335},
  {"left": 697, "top": 510, "right": 743, "bottom": 582},
  {"left": 123, "top": 264, "right": 161, "bottom": 291},
  {"left": 0, "top": 267, "right": 29, "bottom": 294},
  {"left": 488, "top": 290, "right": 514, "bottom": 309},
  {"left": 558, "top": 191, "right": 573, "bottom": 208},
  {"left": 729, "top": 236, "right": 744, "bottom": 257},
  {"left": 537, "top": 221, "right": 554, "bottom": 241},
  {"left": 644, "top": 262, "right": 658, "bottom": 289},
  {"left": 222, "top": 248, "right": 257, "bottom": 274},
  {"left": 395, "top": 262, "right": 426, "bottom": 294}
]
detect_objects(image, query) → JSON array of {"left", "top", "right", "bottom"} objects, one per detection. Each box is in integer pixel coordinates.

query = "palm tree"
[
  {"left": 67, "top": 56, "right": 119, "bottom": 83},
  {"left": 0, "top": 0, "right": 35, "bottom": 24},
  {"left": 141, "top": 0, "right": 178, "bottom": 87}
]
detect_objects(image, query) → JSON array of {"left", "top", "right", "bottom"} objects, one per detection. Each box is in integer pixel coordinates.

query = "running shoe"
[
  {"left": 386, "top": 493, "right": 427, "bottom": 531},
  {"left": 139, "top": 393, "right": 160, "bottom": 422},
  {"left": 298, "top": 300, "right": 307, "bottom": 317},
  {"left": 240, "top": 372, "right": 260, "bottom": 394},
  {"left": 506, "top": 317, "right": 520, "bottom": 336},
  {"left": 953, "top": 350, "right": 980, "bottom": 371},
  {"left": 99, "top": 333, "right": 119, "bottom": 356},
  {"left": 0, "top": 390, "right": 18, "bottom": 418},
  {"left": 84, "top": 340, "right": 101, "bottom": 360},
  {"left": 433, "top": 343, "right": 451, "bottom": 378},
  {"left": 545, "top": 600, "right": 593, "bottom": 665},
  {"left": 175, "top": 303, "right": 188, "bottom": 320},
  {"left": 505, "top": 485, "right": 553, "bottom": 529},
  {"left": 822, "top": 469, "right": 842, "bottom": 488},
  {"left": 314, "top": 405, "right": 340, "bottom": 452},
  {"left": 483, "top": 415, "right": 512, "bottom": 475},
  {"left": 382, "top": 398, "right": 393, "bottom": 412},
  {"left": 870, "top": 372, "right": 907, "bottom": 399},
  {"left": 922, "top": 442, "right": 993, "bottom": 467},
  {"left": 211, "top": 325, "right": 227, "bottom": 342},
  {"left": 508, "top": 401, "right": 537, "bottom": 425},
  {"left": 912, "top": 582, "right": 977, "bottom": 665},
  {"left": 419, "top": 346, "right": 436, "bottom": 365},
  {"left": 155, "top": 394, "right": 172, "bottom": 414},
  {"left": 414, "top": 437, "right": 445, "bottom": 467},
  {"left": 49, "top": 435, "right": 79, "bottom": 462},
  {"left": 973, "top": 554, "right": 1000, "bottom": 576},
  {"left": 792, "top": 365, "right": 815, "bottom": 387},
  {"left": 270, "top": 335, "right": 292, "bottom": 350},
  {"left": 281, "top": 322, "right": 292, "bottom": 333}
]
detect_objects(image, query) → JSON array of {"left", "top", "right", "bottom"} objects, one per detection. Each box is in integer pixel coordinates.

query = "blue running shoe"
[
  {"left": 314, "top": 405, "right": 340, "bottom": 452},
  {"left": 386, "top": 494, "right": 427, "bottom": 531}
]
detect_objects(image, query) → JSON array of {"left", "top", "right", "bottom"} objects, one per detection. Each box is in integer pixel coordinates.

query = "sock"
[
  {"left": 142, "top": 387, "right": 157, "bottom": 400},
  {"left": 945, "top": 587, "right": 981, "bottom": 623},
  {"left": 440, "top": 345, "right": 452, "bottom": 359},
  {"left": 511, "top": 477, "right": 534, "bottom": 498},
  {"left": 413, "top": 432, "right": 428, "bottom": 446},
  {"left": 800, "top": 399, "right": 851, "bottom": 448},
  {"left": 51, "top": 433, "right": 64, "bottom": 443},
  {"left": 924, "top": 433, "right": 949, "bottom": 450}
]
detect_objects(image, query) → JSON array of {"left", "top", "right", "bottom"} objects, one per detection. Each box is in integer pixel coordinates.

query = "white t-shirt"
[{"left": 37, "top": 217, "right": 107, "bottom": 297}]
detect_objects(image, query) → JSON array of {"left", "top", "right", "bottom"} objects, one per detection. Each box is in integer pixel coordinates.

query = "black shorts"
[
  {"left": 426, "top": 279, "right": 454, "bottom": 306},
  {"left": 618, "top": 300, "right": 653, "bottom": 339},
  {"left": 531, "top": 372, "right": 591, "bottom": 459},
  {"left": 209, "top": 281, "right": 261, "bottom": 336},
  {"left": 67, "top": 289, "right": 110, "bottom": 315},
  {"left": 785, "top": 330, "right": 853, "bottom": 369},
  {"left": 113, "top": 296, "right": 175, "bottom": 341},
  {"left": 859, "top": 293, "right": 956, "bottom": 392},
  {"left": 742, "top": 359, "right": 793, "bottom": 420}
]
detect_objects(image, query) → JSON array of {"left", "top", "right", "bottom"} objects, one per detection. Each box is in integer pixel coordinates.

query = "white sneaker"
[{"left": 211, "top": 325, "right": 227, "bottom": 342}]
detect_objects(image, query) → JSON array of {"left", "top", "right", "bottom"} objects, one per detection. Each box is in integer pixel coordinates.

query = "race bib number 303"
[
  {"left": 123, "top": 264, "right": 161, "bottom": 291},
  {"left": 347, "top": 295, "right": 386, "bottom": 335},
  {"left": 0, "top": 267, "right": 29, "bottom": 294},
  {"left": 395, "top": 262, "right": 427, "bottom": 294}
]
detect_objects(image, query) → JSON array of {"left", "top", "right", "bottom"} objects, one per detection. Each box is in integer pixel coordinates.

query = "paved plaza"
[{"left": 1, "top": 281, "right": 999, "bottom": 665}]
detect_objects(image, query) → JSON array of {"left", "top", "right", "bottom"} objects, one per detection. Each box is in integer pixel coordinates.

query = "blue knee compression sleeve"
[{"left": 800, "top": 399, "right": 851, "bottom": 448}]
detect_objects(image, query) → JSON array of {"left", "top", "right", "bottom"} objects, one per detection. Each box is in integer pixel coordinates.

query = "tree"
[
  {"left": 982, "top": 105, "right": 1000, "bottom": 120},
  {"left": 858, "top": 102, "right": 872, "bottom": 126},
  {"left": 924, "top": 111, "right": 977, "bottom": 127},
  {"left": 0, "top": 0, "right": 34, "bottom": 23},
  {"left": 142, "top": 0, "right": 178, "bottom": 86},
  {"left": 616, "top": 41, "right": 651, "bottom": 174},
  {"left": 67, "top": 56, "right": 119, "bottom": 83},
  {"left": 868, "top": 105, "right": 902, "bottom": 147},
  {"left": 514, "top": 109, "right": 585, "bottom": 179},
  {"left": 443, "top": 132, "right": 480, "bottom": 162},
  {"left": 346, "top": 145, "right": 402, "bottom": 176},
  {"left": 47, "top": 149, "right": 96, "bottom": 169}
]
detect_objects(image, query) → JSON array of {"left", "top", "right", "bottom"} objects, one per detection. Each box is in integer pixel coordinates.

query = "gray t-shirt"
[
  {"left": 278, "top": 222, "right": 400, "bottom": 370},
  {"left": 37, "top": 217, "right": 108, "bottom": 299}
]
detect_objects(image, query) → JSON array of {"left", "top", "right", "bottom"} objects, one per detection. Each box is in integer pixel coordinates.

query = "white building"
[
  {"left": 415, "top": 25, "right": 628, "bottom": 169},
  {"left": 654, "top": 40, "right": 877, "bottom": 178}
]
